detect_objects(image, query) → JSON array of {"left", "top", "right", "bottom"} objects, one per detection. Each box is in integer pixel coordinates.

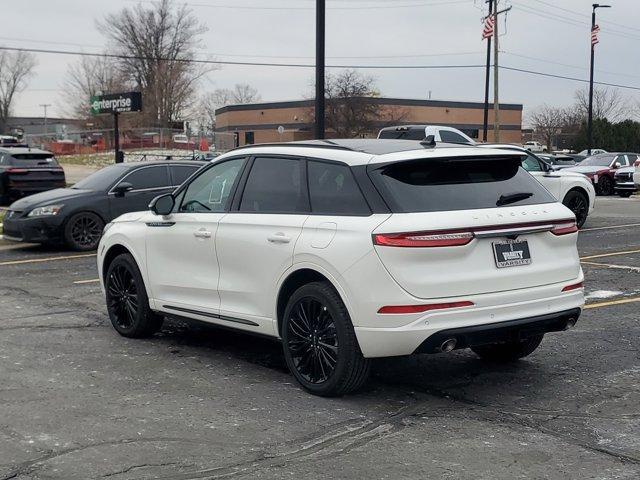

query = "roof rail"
[{"left": 230, "top": 140, "right": 354, "bottom": 152}]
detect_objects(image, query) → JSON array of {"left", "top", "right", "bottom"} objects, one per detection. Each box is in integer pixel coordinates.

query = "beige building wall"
[{"left": 216, "top": 99, "right": 522, "bottom": 147}]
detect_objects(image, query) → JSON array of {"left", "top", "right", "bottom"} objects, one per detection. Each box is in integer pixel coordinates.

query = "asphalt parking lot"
[{"left": 0, "top": 197, "right": 639, "bottom": 480}]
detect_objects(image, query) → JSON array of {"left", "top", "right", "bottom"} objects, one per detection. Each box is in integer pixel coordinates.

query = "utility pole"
[
  {"left": 315, "top": 0, "right": 326, "bottom": 139},
  {"left": 588, "top": 3, "right": 611, "bottom": 155},
  {"left": 39, "top": 103, "right": 51, "bottom": 137},
  {"left": 482, "top": 0, "right": 493, "bottom": 142},
  {"left": 493, "top": 0, "right": 500, "bottom": 143},
  {"left": 490, "top": 2, "right": 511, "bottom": 143}
]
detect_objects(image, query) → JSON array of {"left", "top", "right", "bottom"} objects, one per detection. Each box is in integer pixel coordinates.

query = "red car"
[{"left": 564, "top": 153, "right": 639, "bottom": 196}]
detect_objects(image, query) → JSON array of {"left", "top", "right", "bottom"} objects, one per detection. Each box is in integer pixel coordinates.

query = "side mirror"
[
  {"left": 149, "top": 193, "right": 175, "bottom": 216},
  {"left": 613, "top": 162, "right": 621, "bottom": 169},
  {"left": 113, "top": 182, "right": 133, "bottom": 197}
]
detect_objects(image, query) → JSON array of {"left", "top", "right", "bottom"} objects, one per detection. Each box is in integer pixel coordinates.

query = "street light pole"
[
  {"left": 587, "top": 3, "right": 610, "bottom": 156},
  {"left": 315, "top": 0, "right": 325, "bottom": 140}
]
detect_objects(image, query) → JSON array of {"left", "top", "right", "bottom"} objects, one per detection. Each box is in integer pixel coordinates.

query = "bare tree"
[
  {"left": 59, "top": 55, "right": 126, "bottom": 122},
  {"left": 529, "top": 105, "right": 568, "bottom": 151},
  {"left": 0, "top": 50, "right": 36, "bottom": 133},
  {"left": 98, "top": 0, "right": 210, "bottom": 126},
  {"left": 574, "top": 87, "right": 629, "bottom": 122},
  {"left": 196, "top": 84, "right": 261, "bottom": 132}
]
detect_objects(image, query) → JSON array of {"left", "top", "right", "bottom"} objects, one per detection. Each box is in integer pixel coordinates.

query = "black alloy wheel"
[
  {"left": 598, "top": 176, "right": 614, "bottom": 196},
  {"left": 64, "top": 212, "right": 104, "bottom": 250},
  {"left": 107, "top": 263, "right": 139, "bottom": 330},
  {"left": 286, "top": 297, "right": 339, "bottom": 385},
  {"left": 562, "top": 190, "right": 589, "bottom": 228},
  {"left": 105, "top": 253, "right": 163, "bottom": 338},
  {"left": 282, "top": 281, "right": 370, "bottom": 397}
]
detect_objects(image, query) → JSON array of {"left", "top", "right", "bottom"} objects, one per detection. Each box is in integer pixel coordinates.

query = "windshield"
[
  {"left": 580, "top": 155, "right": 614, "bottom": 167},
  {"left": 72, "top": 164, "right": 126, "bottom": 190},
  {"left": 368, "top": 156, "right": 555, "bottom": 213}
]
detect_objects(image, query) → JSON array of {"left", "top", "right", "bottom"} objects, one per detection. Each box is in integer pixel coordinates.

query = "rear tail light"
[
  {"left": 374, "top": 219, "right": 577, "bottom": 247},
  {"left": 551, "top": 221, "right": 578, "bottom": 236},
  {"left": 6, "top": 168, "right": 28, "bottom": 174},
  {"left": 373, "top": 232, "right": 473, "bottom": 248},
  {"left": 377, "top": 301, "right": 474, "bottom": 314},
  {"left": 562, "top": 281, "right": 584, "bottom": 292}
]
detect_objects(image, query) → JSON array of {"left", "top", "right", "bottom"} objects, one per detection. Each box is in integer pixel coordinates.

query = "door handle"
[
  {"left": 267, "top": 232, "right": 291, "bottom": 244},
  {"left": 193, "top": 229, "right": 212, "bottom": 239}
]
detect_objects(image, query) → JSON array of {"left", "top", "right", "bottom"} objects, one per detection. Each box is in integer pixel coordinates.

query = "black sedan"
[{"left": 2, "top": 160, "right": 204, "bottom": 250}]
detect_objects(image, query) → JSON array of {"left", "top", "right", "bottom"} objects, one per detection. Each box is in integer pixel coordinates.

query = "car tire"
[
  {"left": 105, "top": 253, "right": 164, "bottom": 338},
  {"left": 597, "top": 176, "right": 614, "bottom": 196},
  {"left": 618, "top": 191, "right": 633, "bottom": 198},
  {"left": 281, "top": 281, "right": 370, "bottom": 397},
  {"left": 64, "top": 212, "right": 104, "bottom": 251},
  {"left": 562, "top": 190, "right": 589, "bottom": 228},
  {"left": 471, "top": 334, "right": 544, "bottom": 362}
]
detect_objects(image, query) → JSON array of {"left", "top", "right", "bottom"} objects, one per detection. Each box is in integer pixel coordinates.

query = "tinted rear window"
[
  {"left": 10, "top": 153, "right": 59, "bottom": 167},
  {"left": 240, "top": 157, "right": 306, "bottom": 213},
  {"left": 378, "top": 129, "right": 425, "bottom": 140},
  {"left": 308, "top": 161, "right": 370, "bottom": 215},
  {"left": 369, "top": 156, "right": 555, "bottom": 213},
  {"left": 171, "top": 165, "right": 199, "bottom": 185}
]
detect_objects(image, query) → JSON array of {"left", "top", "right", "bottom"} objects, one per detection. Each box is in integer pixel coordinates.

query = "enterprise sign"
[{"left": 90, "top": 92, "right": 142, "bottom": 115}]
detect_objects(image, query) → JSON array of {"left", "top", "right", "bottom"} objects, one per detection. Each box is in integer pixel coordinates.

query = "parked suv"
[
  {"left": 98, "top": 140, "right": 584, "bottom": 396},
  {"left": 0, "top": 146, "right": 66, "bottom": 204},
  {"left": 479, "top": 145, "right": 595, "bottom": 227}
]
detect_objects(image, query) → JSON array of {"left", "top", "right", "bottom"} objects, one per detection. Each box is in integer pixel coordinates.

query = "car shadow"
[{"left": 151, "top": 317, "right": 552, "bottom": 402}]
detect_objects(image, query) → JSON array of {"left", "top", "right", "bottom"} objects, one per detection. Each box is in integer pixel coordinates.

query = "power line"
[
  {"left": 500, "top": 66, "right": 640, "bottom": 92},
  {"left": 512, "top": 2, "right": 640, "bottom": 41},
  {"left": 527, "top": 0, "right": 640, "bottom": 33},
  {"left": 2, "top": 45, "right": 639, "bottom": 91}
]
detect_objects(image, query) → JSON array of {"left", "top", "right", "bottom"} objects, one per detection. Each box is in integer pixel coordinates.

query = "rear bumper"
[
  {"left": 353, "top": 283, "right": 584, "bottom": 358},
  {"left": 413, "top": 308, "right": 580, "bottom": 354},
  {"left": 2, "top": 215, "right": 64, "bottom": 243}
]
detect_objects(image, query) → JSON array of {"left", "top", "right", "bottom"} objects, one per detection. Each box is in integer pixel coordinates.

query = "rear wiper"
[{"left": 497, "top": 192, "right": 533, "bottom": 206}]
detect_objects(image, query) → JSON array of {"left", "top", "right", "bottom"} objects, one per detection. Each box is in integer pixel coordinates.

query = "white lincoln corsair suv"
[{"left": 98, "top": 139, "right": 584, "bottom": 396}]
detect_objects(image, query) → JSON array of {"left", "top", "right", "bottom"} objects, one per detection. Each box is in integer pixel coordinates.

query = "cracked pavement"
[{"left": 0, "top": 196, "right": 639, "bottom": 479}]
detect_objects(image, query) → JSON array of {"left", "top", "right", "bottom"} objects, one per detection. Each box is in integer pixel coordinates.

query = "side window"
[
  {"left": 119, "top": 166, "right": 169, "bottom": 190},
  {"left": 521, "top": 153, "right": 543, "bottom": 172},
  {"left": 240, "top": 157, "right": 306, "bottom": 213},
  {"left": 180, "top": 158, "right": 244, "bottom": 213},
  {"left": 170, "top": 165, "right": 200, "bottom": 186},
  {"left": 439, "top": 130, "right": 469, "bottom": 143},
  {"left": 308, "top": 161, "right": 370, "bottom": 215},
  {"left": 614, "top": 155, "right": 627, "bottom": 167}
]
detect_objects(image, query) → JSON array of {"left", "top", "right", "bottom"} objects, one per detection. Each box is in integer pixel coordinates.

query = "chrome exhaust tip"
[
  {"left": 440, "top": 338, "right": 457, "bottom": 353},
  {"left": 564, "top": 317, "right": 577, "bottom": 330}
]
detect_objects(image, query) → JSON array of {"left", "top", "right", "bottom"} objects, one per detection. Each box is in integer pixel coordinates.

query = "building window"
[{"left": 245, "top": 131, "right": 255, "bottom": 145}]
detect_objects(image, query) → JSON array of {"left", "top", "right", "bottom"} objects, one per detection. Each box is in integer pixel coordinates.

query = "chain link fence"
[{"left": 23, "top": 128, "right": 237, "bottom": 157}]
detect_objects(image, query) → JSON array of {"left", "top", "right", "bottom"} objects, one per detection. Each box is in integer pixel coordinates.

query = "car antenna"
[{"left": 420, "top": 135, "right": 436, "bottom": 148}]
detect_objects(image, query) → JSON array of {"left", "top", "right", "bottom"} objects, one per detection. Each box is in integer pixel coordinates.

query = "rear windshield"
[
  {"left": 369, "top": 156, "right": 556, "bottom": 213},
  {"left": 378, "top": 129, "right": 425, "bottom": 140},
  {"left": 11, "top": 153, "right": 59, "bottom": 167},
  {"left": 580, "top": 155, "right": 614, "bottom": 166}
]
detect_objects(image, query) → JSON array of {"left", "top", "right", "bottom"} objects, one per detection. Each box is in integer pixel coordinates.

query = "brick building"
[{"left": 215, "top": 97, "right": 523, "bottom": 146}]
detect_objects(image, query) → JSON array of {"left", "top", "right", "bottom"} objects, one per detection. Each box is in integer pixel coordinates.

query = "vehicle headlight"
[{"left": 27, "top": 205, "right": 64, "bottom": 217}]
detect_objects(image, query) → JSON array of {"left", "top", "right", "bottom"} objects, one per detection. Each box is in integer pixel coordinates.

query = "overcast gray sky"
[{"left": 7, "top": 0, "right": 640, "bottom": 122}]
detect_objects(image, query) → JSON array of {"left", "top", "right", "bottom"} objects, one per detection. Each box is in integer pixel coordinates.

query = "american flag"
[
  {"left": 591, "top": 24, "right": 600, "bottom": 46},
  {"left": 482, "top": 14, "right": 495, "bottom": 40}
]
